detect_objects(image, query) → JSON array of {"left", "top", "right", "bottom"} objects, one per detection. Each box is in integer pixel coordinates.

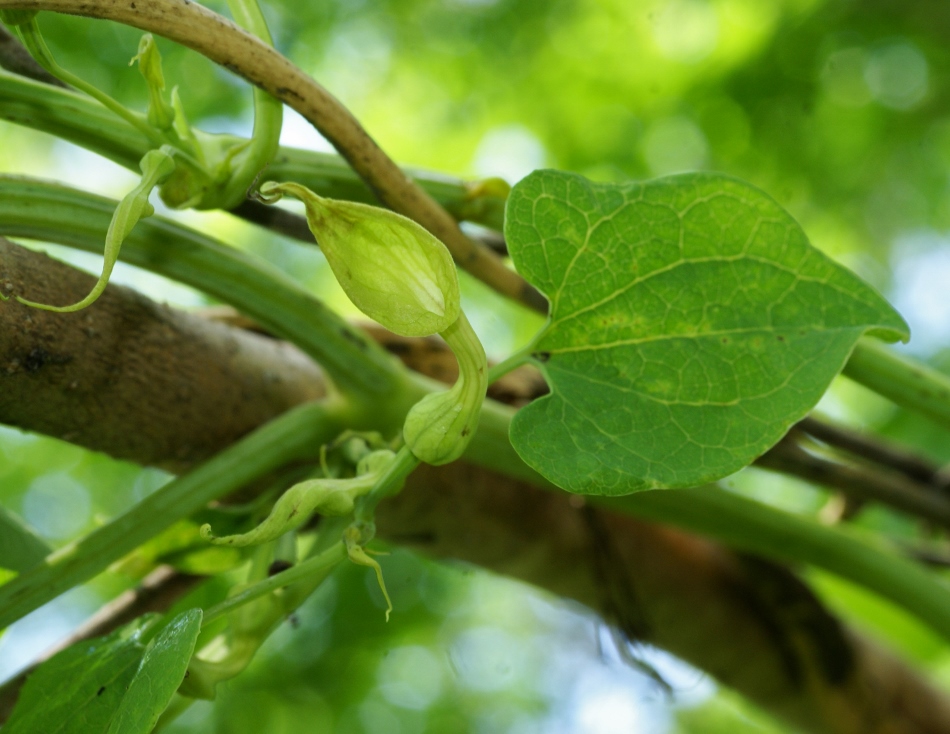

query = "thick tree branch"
[
  {"left": 0, "top": 0, "right": 546, "bottom": 313},
  {"left": 0, "top": 238, "right": 325, "bottom": 471},
  {"left": 1, "top": 240, "right": 949, "bottom": 733}
]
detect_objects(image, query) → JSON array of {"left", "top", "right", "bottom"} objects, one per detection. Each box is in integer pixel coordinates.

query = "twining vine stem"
[{"left": 0, "top": 0, "right": 547, "bottom": 313}]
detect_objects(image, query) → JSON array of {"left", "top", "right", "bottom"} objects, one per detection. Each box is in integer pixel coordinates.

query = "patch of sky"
[
  {"left": 889, "top": 230, "right": 950, "bottom": 356},
  {"left": 0, "top": 585, "right": 100, "bottom": 683},
  {"left": 472, "top": 125, "right": 548, "bottom": 184},
  {"left": 278, "top": 107, "right": 336, "bottom": 152}
]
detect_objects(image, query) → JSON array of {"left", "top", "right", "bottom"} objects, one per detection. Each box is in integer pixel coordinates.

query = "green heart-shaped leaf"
[{"left": 506, "top": 170, "right": 908, "bottom": 495}]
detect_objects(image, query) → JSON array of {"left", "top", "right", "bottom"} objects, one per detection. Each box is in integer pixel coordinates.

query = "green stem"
[
  {"left": 486, "top": 343, "right": 535, "bottom": 384},
  {"left": 0, "top": 69, "right": 150, "bottom": 168},
  {"left": 0, "top": 400, "right": 348, "bottom": 630},
  {"left": 266, "top": 149, "right": 507, "bottom": 231},
  {"left": 842, "top": 338, "right": 950, "bottom": 431},
  {"left": 0, "top": 176, "right": 408, "bottom": 401},
  {"left": 220, "top": 0, "right": 282, "bottom": 208},
  {"left": 202, "top": 542, "right": 346, "bottom": 626},
  {"left": 14, "top": 18, "right": 166, "bottom": 147},
  {"left": 152, "top": 694, "right": 193, "bottom": 733},
  {"left": 0, "top": 71, "right": 506, "bottom": 229},
  {"left": 355, "top": 445, "right": 420, "bottom": 523}
]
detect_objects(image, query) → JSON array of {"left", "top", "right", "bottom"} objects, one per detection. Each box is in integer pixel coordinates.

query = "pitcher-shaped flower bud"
[
  {"left": 259, "top": 181, "right": 460, "bottom": 337},
  {"left": 200, "top": 450, "right": 396, "bottom": 547},
  {"left": 403, "top": 313, "right": 487, "bottom": 465},
  {"left": 131, "top": 34, "right": 175, "bottom": 131}
]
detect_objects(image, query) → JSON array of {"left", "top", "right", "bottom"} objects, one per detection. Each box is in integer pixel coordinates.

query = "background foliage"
[{"left": 2, "top": 0, "right": 950, "bottom": 731}]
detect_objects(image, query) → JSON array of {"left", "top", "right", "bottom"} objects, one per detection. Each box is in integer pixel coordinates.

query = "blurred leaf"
[
  {"left": 106, "top": 609, "right": 203, "bottom": 734},
  {"left": 506, "top": 170, "right": 908, "bottom": 494},
  {"left": 808, "top": 569, "right": 947, "bottom": 664},
  {"left": 0, "top": 504, "right": 50, "bottom": 573},
  {"left": 674, "top": 689, "right": 785, "bottom": 733}
]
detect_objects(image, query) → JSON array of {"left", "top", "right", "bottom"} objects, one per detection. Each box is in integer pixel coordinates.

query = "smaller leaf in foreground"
[
  {"left": 3, "top": 619, "right": 150, "bottom": 734},
  {"left": 505, "top": 170, "right": 909, "bottom": 495},
  {"left": 106, "top": 608, "right": 203, "bottom": 734}
]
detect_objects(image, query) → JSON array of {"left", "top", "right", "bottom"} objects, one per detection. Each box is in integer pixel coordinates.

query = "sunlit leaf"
[{"left": 506, "top": 170, "right": 908, "bottom": 494}]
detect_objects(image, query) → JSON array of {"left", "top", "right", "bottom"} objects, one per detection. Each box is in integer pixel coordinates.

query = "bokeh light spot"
[
  {"left": 822, "top": 48, "right": 871, "bottom": 107},
  {"left": 359, "top": 698, "right": 404, "bottom": 734},
  {"left": 472, "top": 125, "right": 547, "bottom": 183},
  {"left": 376, "top": 645, "right": 444, "bottom": 709},
  {"left": 865, "top": 41, "right": 928, "bottom": 110},
  {"left": 642, "top": 116, "right": 708, "bottom": 175},
  {"left": 22, "top": 472, "right": 91, "bottom": 540},
  {"left": 652, "top": 0, "right": 719, "bottom": 63},
  {"left": 450, "top": 625, "right": 525, "bottom": 691}
]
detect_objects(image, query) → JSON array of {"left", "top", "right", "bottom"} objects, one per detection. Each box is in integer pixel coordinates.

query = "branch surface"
[
  {"left": 1, "top": 240, "right": 948, "bottom": 733},
  {"left": 0, "top": 238, "right": 324, "bottom": 470}
]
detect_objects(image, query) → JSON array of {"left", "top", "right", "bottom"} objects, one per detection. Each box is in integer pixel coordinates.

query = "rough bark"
[
  {"left": 1, "top": 238, "right": 949, "bottom": 733},
  {"left": 0, "top": 239, "right": 324, "bottom": 471}
]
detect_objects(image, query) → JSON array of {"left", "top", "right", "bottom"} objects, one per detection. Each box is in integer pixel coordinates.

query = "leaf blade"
[
  {"left": 3, "top": 622, "right": 148, "bottom": 734},
  {"left": 105, "top": 608, "right": 203, "bottom": 734},
  {"left": 506, "top": 170, "right": 908, "bottom": 495}
]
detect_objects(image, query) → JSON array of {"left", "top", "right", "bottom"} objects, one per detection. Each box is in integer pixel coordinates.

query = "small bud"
[
  {"left": 344, "top": 524, "right": 392, "bottom": 621},
  {"left": 403, "top": 313, "right": 487, "bottom": 464},
  {"left": 259, "top": 181, "right": 460, "bottom": 337},
  {"left": 131, "top": 34, "right": 175, "bottom": 131}
]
